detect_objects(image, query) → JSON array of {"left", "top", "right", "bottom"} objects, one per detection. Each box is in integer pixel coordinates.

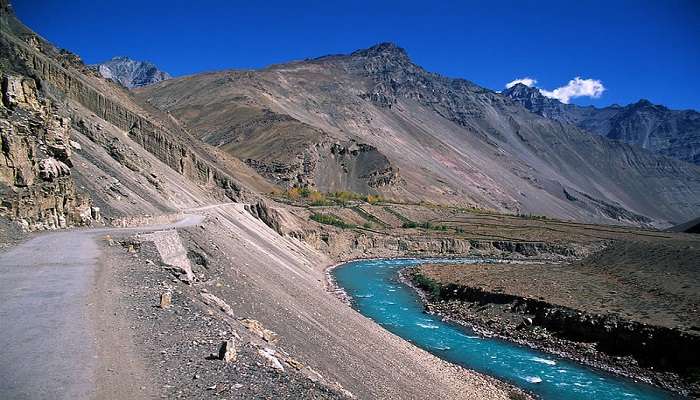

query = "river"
[{"left": 332, "top": 258, "right": 678, "bottom": 400}]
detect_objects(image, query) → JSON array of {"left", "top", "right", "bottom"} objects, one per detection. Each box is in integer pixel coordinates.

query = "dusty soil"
[
  {"left": 412, "top": 238, "right": 700, "bottom": 397},
  {"left": 92, "top": 235, "right": 346, "bottom": 399}
]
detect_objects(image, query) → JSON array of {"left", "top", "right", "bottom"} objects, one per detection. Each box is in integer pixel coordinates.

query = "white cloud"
[
  {"left": 505, "top": 77, "right": 537, "bottom": 89},
  {"left": 538, "top": 77, "right": 605, "bottom": 104}
]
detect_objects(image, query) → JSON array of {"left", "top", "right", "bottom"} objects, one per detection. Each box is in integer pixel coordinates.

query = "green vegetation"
[
  {"left": 310, "top": 213, "right": 354, "bottom": 229},
  {"left": 517, "top": 213, "right": 550, "bottom": 220},
  {"left": 277, "top": 188, "right": 382, "bottom": 206},
  {"left": 328, "top": 191, "right": 384, "bottom": 206},
  {"left": 410, "top": 271, "right": 442, "bottom": 298},
  {"left": 401, "top": 221, "right": 449, "bottom": 231}
]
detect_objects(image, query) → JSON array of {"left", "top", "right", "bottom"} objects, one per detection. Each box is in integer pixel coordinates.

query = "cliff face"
[
  {"left": 0, "top": 74, "right": 94, "bottom": 229},
  {"left": 92, "top": 56, "right": 171, "bottom": 89},
  {"left": 0, "top": 4, "right": 277, "bottom": 230},
  {"left": 503, "top": 83, "right": 700, "bottom": 165},
  {"left": 138, "top": 43, "right": 700, "bottom": 227}
]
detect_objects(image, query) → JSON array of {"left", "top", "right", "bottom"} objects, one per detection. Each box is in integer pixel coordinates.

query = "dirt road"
[{"left": 0, "top": 213, "right": 206, "bottom": 400}]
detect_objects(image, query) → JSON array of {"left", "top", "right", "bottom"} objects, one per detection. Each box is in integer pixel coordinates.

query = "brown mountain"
[{"left": 136, "top": 43, "right": 700, "bottom": 227}]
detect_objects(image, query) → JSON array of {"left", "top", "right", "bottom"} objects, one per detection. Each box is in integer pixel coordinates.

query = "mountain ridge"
[
  {"left": 137, "top": 42, "right": 700, "bottom": 227},
  {"left": 91, "top": 56, "right": 171, "bottom": 89},
  {"left": 503, "top": 83, "right": 700, "bottom": 164}
]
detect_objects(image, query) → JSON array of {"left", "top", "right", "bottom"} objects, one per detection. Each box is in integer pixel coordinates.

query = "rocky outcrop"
[
  {"left": 244, "top": 139, "right": 399, "bottom": 191},
  {"left": 92, "top": 56, "right": 171, "bottom": 89},
  {"left": 0, "top": 74, "right": 93, "bottom": 230},
  {"left": 296, "top": 227, "right": 581, "bottom": 261}
]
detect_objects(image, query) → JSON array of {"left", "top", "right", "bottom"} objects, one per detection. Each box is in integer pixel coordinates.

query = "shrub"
[
  {"left": 308, "top": 191, "right": 329, "bottom": 206},
  {"left": 310, "top": 213, "right": 354, "bottom": 229},
  {"left": 411, "top": 272, "right": 442, "bottom": 298},
  {"left": 286, "top": 187, "right": 302, "bottom": 200},
  {"left": 365, "top": 194, "right": 382, "bottom": 204}
]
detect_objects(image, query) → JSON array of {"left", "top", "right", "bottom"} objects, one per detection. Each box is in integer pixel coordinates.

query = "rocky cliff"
[
  {"left": 0, "top": 74, "right": 95, "bottom": 229},
  {"left": 92, "top": 56, "right": 171, "bottom": 89},
  {"left": 0, "top": 3, "right": 276, "bottom": 230},
  {"left": 503, "top": 83, "right": 700, "bottom": 164}
]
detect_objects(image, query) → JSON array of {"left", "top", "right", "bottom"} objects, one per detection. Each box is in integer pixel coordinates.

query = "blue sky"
[{"left": 13, "top": 0, "right": 700, "bottom": 110}]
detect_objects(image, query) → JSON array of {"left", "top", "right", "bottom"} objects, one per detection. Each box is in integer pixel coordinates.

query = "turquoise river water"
[{"left": 333, "top": 258, "right": 679, "bottom": 400}]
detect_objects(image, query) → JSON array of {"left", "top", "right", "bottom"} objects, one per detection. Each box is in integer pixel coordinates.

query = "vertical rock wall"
[{"left": 0, "top": 74, "right": 93, "bottom": 230}]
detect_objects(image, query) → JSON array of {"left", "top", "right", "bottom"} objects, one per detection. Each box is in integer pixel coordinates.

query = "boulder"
[
  {"left": 1, "top": 75, "right": 41, "bottom": 110},
  {"left": 38, "top": 158, "right": 70, "bottom": 181},
  {"left": 200, "top": 293, "right": 235, "bottom": 317}
]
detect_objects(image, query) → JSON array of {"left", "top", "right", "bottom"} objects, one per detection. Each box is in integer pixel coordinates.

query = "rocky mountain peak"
[
  {"left": 351, "top": 42, "right": 410, "bottom": 61},
  {"left": 502, "top": 83, "right": 544, "bottom": 100},
  {"left": 629, "top": 98, "right": 667, "bottom": 112},
  {"left": 91, "top": 56, "right": 171, "bottom": 89},
  {"left": 501, "top": 82, "right": 578, "bottom": 122}
]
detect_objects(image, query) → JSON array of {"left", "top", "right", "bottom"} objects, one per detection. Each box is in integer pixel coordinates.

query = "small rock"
[
  {"left": 160, "top": 292, "right": 172, "bottom": 309},
  {"left": 70, "top": 140, "right": 82, "bottom": 150},
  {"left": 240, "top": 318, "right": 278, "bottom": 343},
  {"left": 91, "top": 206, "right": 101, "bottom": 221},
  {"left": 258, "top": 348, "right": 284, "bottom": 371},
  {"left": 218, "top": 338, "right": 237, "bottom": 363}
]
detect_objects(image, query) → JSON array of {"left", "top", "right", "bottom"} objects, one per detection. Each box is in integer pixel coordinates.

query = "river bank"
[{"left": 406, "top": 259, "right": 699, "bottom": 397}]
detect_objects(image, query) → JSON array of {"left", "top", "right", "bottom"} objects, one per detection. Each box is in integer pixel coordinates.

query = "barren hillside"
[{"left": 137, "top": 43, "right": 700, "bottom": 227}]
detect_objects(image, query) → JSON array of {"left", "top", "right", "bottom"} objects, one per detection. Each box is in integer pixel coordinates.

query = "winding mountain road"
[{"left": 0, "top": 210, "right": 212, "bottom": 400}]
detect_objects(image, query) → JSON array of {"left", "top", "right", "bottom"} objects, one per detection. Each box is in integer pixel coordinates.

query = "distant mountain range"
[
  {"left": 503, "top": 83, "right": 700, "bottom": 164},
  {"left": 135, "top": 42, "right": 700, "bottom": 226},
  {"left": 91, "top": 56, "right": 171, "bottom": 89}
]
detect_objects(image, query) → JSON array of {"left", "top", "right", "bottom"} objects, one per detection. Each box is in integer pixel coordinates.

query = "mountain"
[
  {"left": 503, "top": 83, "right": 700, "bottom": 164},
  {"left": 0, "top": 7, "right": 534, "bottom": 398},
  {"left": 2, "top": 2, "right": 700, "bottom": 398},
  {"left": 92, "top": 56, "right": 171, "bottom": 88},
  {"left": 136, "top": 42, "right": 700, "bottom": 227}
]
